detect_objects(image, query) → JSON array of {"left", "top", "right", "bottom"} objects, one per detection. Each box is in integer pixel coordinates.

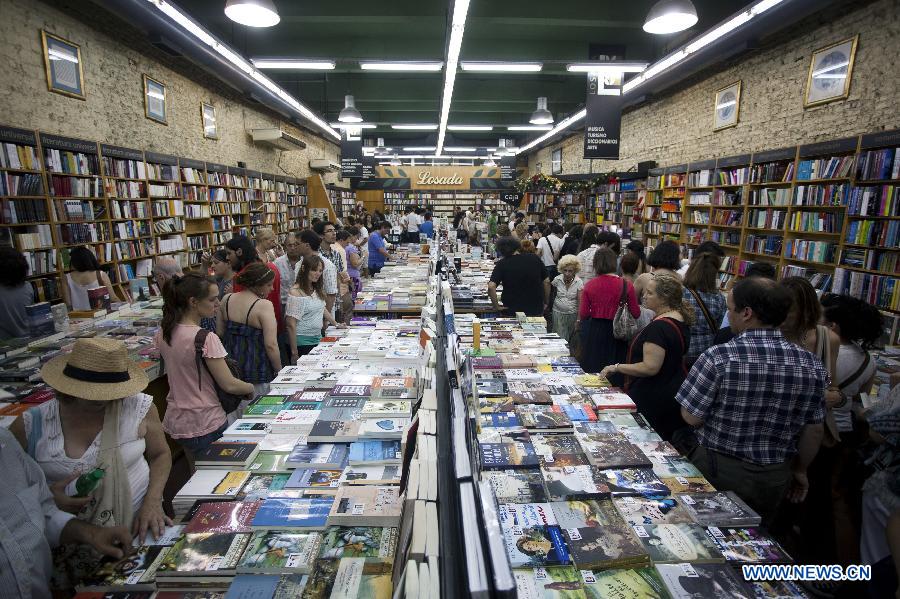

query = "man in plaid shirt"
[{"left": 676, "top": 277, "right": 828, "bottom": 524}]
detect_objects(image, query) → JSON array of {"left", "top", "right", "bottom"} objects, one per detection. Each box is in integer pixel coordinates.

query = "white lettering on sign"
[{"left": 417, "top": 171, "right": 464, "bottom": 186}]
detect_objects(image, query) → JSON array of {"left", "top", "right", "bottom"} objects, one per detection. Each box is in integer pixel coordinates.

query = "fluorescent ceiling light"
[
  {"left": 147, "top": 0, "right": 338, "bottom": 140},
  {"left": 360, "top": 61, "right": 443, "bottom": 72},
  {"left": 403, "top": 146, "right": 437, "bottom": 151},
  {"left": 224, "top": 0, "right": 280, "bottom": 27},
  {"left": 566, "top": 62, "right": 647, "bottom": 73},
  {"left": 329, "top": 123, "right": 376, "bottom": 129},
  {"left": 437, "top": 0, "right": 471, "bottom": 156},
  {"left": 517, "top": 108, "right": 587, "bottom": 155},
  {"left": 251, "top": 59, "right": 336, "bottom": 70},
  {"left": 643, "top": 0, "right": 698, "bottom": 34},
  {"left": 507, "top": 124, "right": 553, "bottom": 131},
  {"left": 447, "top": 125, "right": 493, "bottom": 131},
  {"left": 444, "top": 147, "right": 476, "bottom": 152},
  {"left": 460, "top": 61, "right": 542, "bottom": 72},
  {"left": 392, "top": 124, "right": 439, "bottom": 130}
]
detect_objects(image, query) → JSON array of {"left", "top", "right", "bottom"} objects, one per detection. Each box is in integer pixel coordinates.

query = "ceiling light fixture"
[
  {"left": 642, "top": 0, "right": 698, "bottom": 34},
  {"left": 436, "top": 0, "right": 471, "bottom": 156},
  {"left": 483, "top": 156, "right": 497, "bottom": 167},
  {"left": 507, "top": 124, "right": 553, "bottom": 131},
  {"left": 517, "top": 108, "right": 587, "bottom": 155},
  {"left": 529, "top": 97, "right": 553, "bottom": 125},
  {"left": 391, "top": 124, "right": 439, "bottom": 130},
  {"left": 390, "top": 154, "right": 402, "bottom": 166},
  {"left": 444, "top": 147, "right": 477, "bottom": 152},
  {"left": 329, "top": 123, "right": 376, "bottom": 129},
  {"left": 460, "top": 61, "right": 543, "bottom": 72},
  {"left": 565, "top": 62, "right": 648, "bottom": 73},
  {"left": 224, "top": 0, "right": 280, "bottom": 27},
  {"left": 374, "top": 138, "right": 388, "bottom": 154},
  {"left": 403, "top": 146, "right": 437, "bottom": 151},
  {"left": 338, "top": 95, "right": 363, "bottom": 123},
  {"left": 447, "top": 125, "right": 493, "bottom": 131},
  {"left": 149, "top": 0, "right": 337, "bottom": 140},
  {"left": 251, "top": 59, "right": 336, "bottom": 70},
  {"left": 359, "top": 61, "right": 444, "bottom": 72},
  {"left": 625, "top": 0, "right": 785, "bottom": 94}
]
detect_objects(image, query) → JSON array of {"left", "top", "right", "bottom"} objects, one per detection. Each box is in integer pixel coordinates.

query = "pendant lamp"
[
  {"left": 338, "top": 95, "right": 363, "bottom": 123},
  {"left": 483, "top": 156, "right": 497, "bottom": 167},
  {"left": 224, "top": 0, "right": 281, "bottom": 27},
  {"left": 530, "top": 97, "right": 553, "bottom": 125},
  {"left": 643, "top": 0, "right": 698, "bottom": 34},
  {"left": 390, "top": 154, "right": 402, "bottom": 166},
  {"left": 375, "top": 138, "right": 387, "bottom": 154}
]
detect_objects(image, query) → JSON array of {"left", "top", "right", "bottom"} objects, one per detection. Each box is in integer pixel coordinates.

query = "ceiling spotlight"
[
  {"left": 224, "top": 0, "right": 280, "bottom": 27},
  {"left": 338, "top": 95, "right": 363, "bottom": 123},
  {"left": 643, "top": 0, "right": 699, "bottom": 34},
  {"left": 390, "top": 154, "right": 402, "bottom": 166},
  {"left": 530, "top": 97, "right": 553, "bottom": 125}
]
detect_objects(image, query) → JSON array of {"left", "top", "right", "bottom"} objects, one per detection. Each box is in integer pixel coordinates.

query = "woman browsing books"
[
  {"left": 62, "top": 245, "right": 126, "bottom": 310},
  {"left": 286, "top": 254, "right": 344, "bottom": 362}
]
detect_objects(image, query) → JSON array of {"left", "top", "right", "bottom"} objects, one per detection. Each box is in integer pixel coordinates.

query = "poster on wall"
[
  {"left": 583, "top": 71, "right": 622, "bottom": 159},
  {"left": 340, "top": 132, "right": 363, "bottom": 178}
]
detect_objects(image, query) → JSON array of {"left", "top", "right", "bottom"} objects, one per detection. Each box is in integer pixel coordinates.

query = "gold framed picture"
[
  {"left": 143, "top": 74, "right": 168, "bottom": 124},
  {"left": 713, "top": 81, "right": 741, "bottom": 131},
  {"left": 804, "top": 35, "right": 859, "bottom": 108},
  {"left": 41, "top": 30, "right": 85, "bottom": 99},
  {"left": 201, "top": 102, "right": 218, "bottom": 139}
]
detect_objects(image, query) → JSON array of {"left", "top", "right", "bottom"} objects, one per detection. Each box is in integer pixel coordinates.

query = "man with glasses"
[
  {"left": 274, "top": 233, "right": 303, "bottom": 362},
  {"left": 314, "top": 221, "right": 350, "bottom": 320}
]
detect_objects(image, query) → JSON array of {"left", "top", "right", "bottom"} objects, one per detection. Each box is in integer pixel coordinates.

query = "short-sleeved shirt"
[
  {"left": 273, "top": 255, "right": 298, "bottom": 305},
  {"left": 577, "top": 245, "right": 601, "bottom": 282},
  {"left": 155, "top": 324, "right": 228, "bottom": 439},
  {"left": 320, "top": 245, "right": 345, "bottom": 274},
  {"left": 420, "top": 220, "right": 434, "bottom": 239},
  {"left": 0, "top": 283, "right": 33, "bottom": 339},
  {"left": 294, "top": 255, "right": 337, "bottom": 297},
  {"left": 286, "top": 292, "right": 327, "bottom": 338},
  {"left": 368, "top": 232, "right": 388, "bottom": 269},
  {"left": 551, "top": 275, "right": 583, "bottom": 314},
  {"left": 676, "top": 328, "right": 828, "bottom": 465},
  {"left": 683, "top": 288, "right": 727, "bottom": 362},
  {"left": 490, "top": 253, "right": 547, "bottom": 316},
  {"left": 345, "top": 245, "right": 361, "bottom": 280}
]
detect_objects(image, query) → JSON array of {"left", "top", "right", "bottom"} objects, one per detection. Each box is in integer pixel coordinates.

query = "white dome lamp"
[
  {"left": 529, "top": 97, "right": 554, "bottom": 126},
  {"left": 224, "top": 0, "right": 281, "bottom": 27},
  {"left": 643, "top": 0, "right": 698, "bottom": 34},
  {"left": 338, "top": 95, "right": 363, "bottom": 123},
  {"left": 390, "top": 154, "right": 402, "bottom": 167},
  {"left": 374, "top": 138, "right": 388, "bottom": 155},
  {"left": 483, "top": 155, "right": 497, "bottom": 167}
]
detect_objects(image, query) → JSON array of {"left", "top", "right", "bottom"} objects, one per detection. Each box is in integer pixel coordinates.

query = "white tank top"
[{"left": 66, "top": 272, "right": 101, "bottom": 311}]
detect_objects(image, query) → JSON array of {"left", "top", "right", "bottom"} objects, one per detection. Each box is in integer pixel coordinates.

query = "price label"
[
  {"left": 395, "top": 451, "right": 402, "bottom": 459},
  {"left": 250, "top": 462, "right": 261, "bottom": 470},
  {"left": 681, "top": 494, "right": 695, "bottom": 505},
  {"left": 534, "top": 567, "right": 548, "bottom": 580},
  {"left": 676, "top": 476, "right": 689, "bottom": 485},
  {"left": 680, "top": 563, "right": 699, "bottom": 577},
  {"left": 125, "top": 569, "right": 146, "bottom": 585},
  {"left": 622, "top": 496, "right": 637, "bottom": 504},
  {"left": 352, "top": 503, "right": 366, "bottom": 515},
  {"left": 632, "top": 525, "right": 649, "bottom": 538},
  {"left": 542, "top": 453, "right": 554, "bottom": 463},
  {"left": 285, "top": 553, "right": 304, "bottom": 568},
  {"left": 708, "top": 526, "right": 724, "bottom": 538},
  {"left": 580, "top": 570, "right": 596, "bottom": 584},
  {"left": 563, "top": 466, "right": 576, "bottom": 474},
  {"left": 567, "top": 528, "right": 582, "bottom": 540},
  {"left": 512, "top": 526, "right": 523, "bottom": 536},
  {"left": 206, "top": 556, "right": 224, "bottom": 571}
]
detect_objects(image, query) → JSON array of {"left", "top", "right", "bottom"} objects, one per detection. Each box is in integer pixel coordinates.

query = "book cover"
[
  {"left": 184, "top": 501, "right": 262, "bottom": 534},
  {"left": 678, "top": 492, "right": 761, "bottom": 527},
  {"left": 247, "top": 452, "right": 291, "bottom": 474},
  {"left": 573, "top": 421, "right": 618, "bottom": 435},
  {"left": 655, "top": 563, "right": 754, "bottom": 598},
  {"left": 705, "top": 527, "right": 791, "bottom": 564},
  {"left": 271, "top": 409, "right": 320, "bottom": 431},
  {"left": 511, "top": 566, "right": 587, "bottom": 598},
  {"left": 371, "top": 376, "right": 415, "bottom": 389},
  {"left": 590, "top": 391, "right": 636, "bottom": 411},
  {"left": 516, "top": 405, "right": 573, "bottom": 431},
  {"left": 478, "top": 395, "right": 516, "bottom": 414},
  {"left": 222, "top": 419, "right": 269, "bottom": 438},
  {"left": 357, "top": 418, "right": 409, "bottom": 438},
  {"left": 582, "top": 567, "right": 669, "bottom": 599},
  {"left": 210, "top": 471, "right": 252, "bottom": 497},
  {"left": 359, "top": 400, "right": 411, "bottom": 418},
  {"left": 576, "top": 433, "right": 651, "bottom": 469},
  {"left": 327, "top": 486, "right": 403, "bottom": 527},
  {"left": 319, "top": 526, "right": 399, "bottom": 562},
  {"left": 286, "top": 443, "right": 349, "bottom": 470},
  {"left": 328, "top": 557, "right": 393, "bottom": 599},
  {"left": 501, "top": 522, "right": 571, "bottom": 568},
  {"left": 661, "top": 476, "right": 716, "bottom": 494},
  {"left": 226, "top": 574, "right": 308, "bottom": 599},
  {"left": 244, "top": 402, "right": 285, "bottom": 417},
  {"left": 325, "top": 396, "right": 368, "bottom": 409},
  {"left": 632, "top": 523, "right": 724, "bottom": 564},
  {"left": 476, "top": 379, "right": 508, "bottom": 397},
  {"left": 602, "top": 469, "right": 670, "bottom": 497},
  {"left": 541, "top": 465, "right": 611, "bottom": 501},
  {"left": 236, "top": 530, "right": 323, "bottom": 574},
  {"left": 563, "top": 521, "right": 650, "bottom": 570},
  {"left": 479, "top": 412, "right": 522, "bottom": 428},
  {"left": 157, "top": 532, "right": 251, "bottom": 576},
  {"left": 284, "top": 468, "right": 344, "bottom": 492},
  {"left": 613, "top": 496, "right": 695, "bottom": 527},
  {"left": 648, "top": 455, "right": 702, "bottom": 479},
  {"left": 369, "top": 387, "right": 417, "bottom": 400},
  {"left": 340, "top": 465, "right": 401, "bottom": 486},
  {"left": 483, "top": 470, "right": 548, "bottom": 504},
  {"left": 79, "top": 545, "right": 169, "bottom": 589},
  {"left": 301, "top": 558, "right": 340, "bottom": 599},
  {"left": 550, "top": 499, "right": 622, "bottom": 528},
  {"left": 329, "top": 385, "right": 372, "bottom": 398},
  {"left": 480, "top": 442, "right": 540, "bottom": 469},
  {"left": 194, "top": 442, "right": 259, "bottom": 467},
  {"left": 238, "top": 474, "right": 294, "bottom": 501},
  {"left": 307, "top": 419, "right": 361, "bottom": 443},
  {"left": 348, "top": 440, "right": 402, "bottom": 465},
  {"left": 251, "top": 497, "right": 334, "bottom": 530}
]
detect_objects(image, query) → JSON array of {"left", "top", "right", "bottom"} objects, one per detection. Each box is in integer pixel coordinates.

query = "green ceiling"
[{"left": 174, "top": 0, "right": 755, "bottom": 147}]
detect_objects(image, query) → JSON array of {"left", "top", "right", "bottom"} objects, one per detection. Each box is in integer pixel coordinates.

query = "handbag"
[
  {"left": 612, "top": 278, "right": 637, "bottom": 340},
  {"left": 814, "top": 324, "right": 842, "bottom": 448},
  {"left": 194, "top": 329, "right": 252, "bottom": 414},
  {"left": 687, "top": 287, "right": 716, "bottom": 332}
]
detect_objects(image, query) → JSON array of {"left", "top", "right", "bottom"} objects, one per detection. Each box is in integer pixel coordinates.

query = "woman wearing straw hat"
[{"left": 9, "top": 336, "right": 172, "bottom": 585}]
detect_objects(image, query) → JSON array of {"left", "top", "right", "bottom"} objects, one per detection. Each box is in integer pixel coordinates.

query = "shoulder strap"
[
  {"left": 246, "top": 298, "right": 262, "bottom": 324},
  {"left": 95, "top": 270, "right": 103, "bottom": 286},
  {"left": 224, "top": 294, "right": 232, "bottom": 320},
  {"left": 194, "top": 329, "right": 210, "bottom": 391},
  {"left": 618, "top": 278, "right": 628, "bottom": 305},
  {"left": 687, "top": 287, "right": 716, "bottom": 332},
  {"left": 658, "top": 317, "right": 687, "bottom": 353},
  {"left": 25, "top": 406, "right": 42, "bottom": 458},
  {"left": 839, "top": 350, "right": 872, "bottom": 391}
]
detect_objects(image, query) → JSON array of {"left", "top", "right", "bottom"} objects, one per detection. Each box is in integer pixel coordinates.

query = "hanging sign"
[
  {"left": 340, "top": 131, "right": 363, "bottom": 178},
  {"left": 583, "top": 72, "right": 623, "bottom": 160},
  {"left": 500, "top": 155, "right": 517, "bottom": 183},
  {"left": 500, "top": 191, "right": 522, "bottom": 206}
]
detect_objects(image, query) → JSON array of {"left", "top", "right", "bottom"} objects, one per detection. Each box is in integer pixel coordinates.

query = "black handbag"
[{"left": 193, "top": 329, "right": 251, "bottom": 414}]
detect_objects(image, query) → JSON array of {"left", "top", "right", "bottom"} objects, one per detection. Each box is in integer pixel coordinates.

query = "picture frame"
[
  {"left": 804, "top": 35, "right": 858, "bottom": 108},
  {"left": 551, "top": 148, "right": 562, "bottom": 175},
  {"left": 41, "top": 30, "right": 85, "bottom": 100},
  {"left": 713, "top": 80, "right": 741, "bottom": 131},
  {"left": 143, "top": 74, "right": 168, "bottom": 125},
  {"left": 201, "top": 102, "right": 218, "bottom": 139}
]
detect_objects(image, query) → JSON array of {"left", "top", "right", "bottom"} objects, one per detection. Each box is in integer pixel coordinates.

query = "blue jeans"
[{"left": 178, "top": 422, "right": 227, "bottom": 456}]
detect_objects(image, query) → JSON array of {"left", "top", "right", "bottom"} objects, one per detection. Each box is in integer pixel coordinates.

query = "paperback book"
[
  {"left": 582, "top": 566, "right": 669, "bottom": 599},
  {"left": 348, "top": 440, "right": 402, "bottom": 465},
  {"left": 677, "top": 491, "right": 761, "bottom": 527},
  {"left": 482, "top": 470, "right": 549, "bottom": 504},
  {"left": 479, "top": 441, "right": 540, "bottom": 469},
  {"left": 251, "top": 497, "right": 334, "bottom": 530},
  {"left": 319, "top": 526, "right": 399, "bottom": 562},
  {"left": 284, "top": 468, "right": 344, "bottom": 493},
  {"left": 156, "top": 532, "right": 251, "bottom": 578},
  {"left": 612, "top": 496, "right": 695, "bottom": 527},
  {"left": 236, "top": 530, "right": 323, "bottom": 574},
  {"left": 540, "top": 465, "right": 612, "bottom": 501},
  {"left": 654, "top": 563, "right": 754, "bottom": 598},
  {"left": 327, "top": 485, "right": 403, "bottom": 527},
  {"left": 631, "top": 523, "right": 724, "bottom": 564},
  {"left": 601, "top": 468, "right": 670, "bottom": 497},
  {"left": 704, "top": 527, "right": 792, "bottom": 564},
  {"left": 285, "top": 443, "right": 349, "bottom": 470}
]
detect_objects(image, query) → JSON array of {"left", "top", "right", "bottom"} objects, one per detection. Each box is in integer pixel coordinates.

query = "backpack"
[{"left": 193, "top": 329, "right": 251, "bottom": 414}]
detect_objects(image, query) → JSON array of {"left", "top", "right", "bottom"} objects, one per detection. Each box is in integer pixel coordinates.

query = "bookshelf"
[
  {"left": 381, "top": 190, "right": 514, "bottom": 222},
  {"left": 101, "top": 143, "right": 153, "bottom": 284},
  {"left": 327, "top": 187, "right": 357, "bottom": 220}
]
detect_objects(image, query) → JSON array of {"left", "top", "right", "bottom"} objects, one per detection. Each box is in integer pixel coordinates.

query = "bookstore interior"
[{"left": 1, "top": 0, "right": 900, "bottom": 598}]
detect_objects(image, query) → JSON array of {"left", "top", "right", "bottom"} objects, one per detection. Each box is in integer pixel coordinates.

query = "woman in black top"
[
  {"left": 560, "top": 224, "right": 583, "bottom": 258},
  {"left": 600, "top": 273, "right": 694, "bottom": 440},
  {"left": 488, "top": 236, "right": 549, "bottom": 317}
]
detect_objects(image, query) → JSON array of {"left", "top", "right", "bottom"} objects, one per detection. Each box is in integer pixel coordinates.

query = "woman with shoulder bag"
[
  {"left": 682, "top": 251, "right": 727, "bottom": 365},
  {"left": 156, "top": 273, "right": 254, "bottom": 468},
  {"left": 600, "top": 274, "right": 694, "bottom": 441}
]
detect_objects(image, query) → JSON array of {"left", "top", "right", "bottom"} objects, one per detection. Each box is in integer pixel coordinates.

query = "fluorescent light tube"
[
  {"left": 328, "top": 123, "right": 377, "bottom": 129},
  {"left": 507, "top": 125, "right": 553, "bottom": 131},
  {"left": 403, "top": 146, "right": 437, "bottom": 151},
  {"left": 392, "top": 124, "right": 439, "bottom": 130},
  {"left": 251, "top": 59, "right": 336, "bottom": 70},
  {"left": 360, "top": 61, "right": 443, "bottom": 72},
  {"left": 444, "top": 147, "right": 477, "bottom": 152},
  {"left": 460, "top": 61, "right": 542, "bottom": 72},
  {"left": 566, "top": 62, "right": 647, "bottom": 73},
  {"left": 437, "top": 0, "right": 471, "bottom": 155},
  {"left": 516, "top": 108, "right": 587, "bottom": 154},
  {"left": 447, "top": 125, "right": 493, "bottom": 131}
]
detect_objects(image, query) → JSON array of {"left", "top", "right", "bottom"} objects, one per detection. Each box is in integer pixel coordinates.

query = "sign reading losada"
[{"left": 356, "top": 165, "right": 502, "bottom": 190}]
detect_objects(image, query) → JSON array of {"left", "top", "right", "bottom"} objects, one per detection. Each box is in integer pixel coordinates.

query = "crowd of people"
[{"left": 487, "top": 220, "right": 900, "bottom": 597}]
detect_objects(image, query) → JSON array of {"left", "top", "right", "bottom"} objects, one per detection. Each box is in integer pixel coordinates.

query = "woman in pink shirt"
[
  {"left": 576, "top": 247, "right": 640, "bottom": 384},
  {"left": 155, "top": 273, "right": 254, "bottom": 468}
]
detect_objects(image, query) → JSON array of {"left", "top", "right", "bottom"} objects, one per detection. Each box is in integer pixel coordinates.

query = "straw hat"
[{"left": 41, "top": 338, "right": 149, "bottom": 401}]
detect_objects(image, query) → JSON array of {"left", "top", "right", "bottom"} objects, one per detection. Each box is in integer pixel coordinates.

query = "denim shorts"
[{"left": 179, "top": 422, "right": 228, "bottom": 455}]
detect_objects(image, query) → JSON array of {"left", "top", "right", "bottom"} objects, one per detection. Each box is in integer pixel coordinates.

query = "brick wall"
[
  {"left": 0, "top": 0, "right": 342, "bottom": 184},
  {"left": 527, "top": 0, "right": 900, "bottom": 175}
]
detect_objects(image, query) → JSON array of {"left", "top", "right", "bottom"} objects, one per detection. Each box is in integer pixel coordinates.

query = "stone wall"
[
  {"left": 0, "top": 0, "right": 342, "bottom": 184},
  {"left": 527, "top": 0, "right": 900, "bottom": 175}
]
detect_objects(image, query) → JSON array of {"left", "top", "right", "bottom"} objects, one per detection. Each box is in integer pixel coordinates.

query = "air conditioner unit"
[
  {"left": 309, "top": 159, "right": 340, "bottom": 172},
  {"left": 250, "top": 128, "right": 308, "bottom": 151}
]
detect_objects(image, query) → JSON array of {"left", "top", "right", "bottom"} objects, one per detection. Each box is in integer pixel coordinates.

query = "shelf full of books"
[
  {"left": 382, "top": 190, "right": 516, "bottom": 222},
  {"left": 0, "top": 123, "right": 308, "bottom": 305}
]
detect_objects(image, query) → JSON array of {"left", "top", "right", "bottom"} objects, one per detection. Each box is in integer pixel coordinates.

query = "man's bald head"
[{"left": 153, "top": 257, "right": 183, "bottom": 287}]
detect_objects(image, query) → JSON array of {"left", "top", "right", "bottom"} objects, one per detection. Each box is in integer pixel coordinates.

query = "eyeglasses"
[{"left": 324, "top": 228, "right": 336, "bottom": 234}]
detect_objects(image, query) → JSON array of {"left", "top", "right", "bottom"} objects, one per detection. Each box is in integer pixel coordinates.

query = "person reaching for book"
[
  {"left": 285, "top": 254, "right": 345, "bottom": 362},
  {"left": 63, "top": 245, "right": 126, "bottom": 310}
]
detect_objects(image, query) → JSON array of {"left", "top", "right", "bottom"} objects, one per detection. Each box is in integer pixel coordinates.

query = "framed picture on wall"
[
  {"left": 41, "top": 30, "right": 85, "bottom": 99},
  {"left": 804, "top": 35, "right": 858, "bottom": 108},
  {"left": 551, "top": 148, "right": 562, "bottom": 174},
  {"left": 201, "top": 102, "right": 218, "bottom": 139},
  {"left": 713, "top": 81, "right": 741, "bottom": 131},
  {"left": 143, "top": 75, "right": 168, "bottom": 124}
]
